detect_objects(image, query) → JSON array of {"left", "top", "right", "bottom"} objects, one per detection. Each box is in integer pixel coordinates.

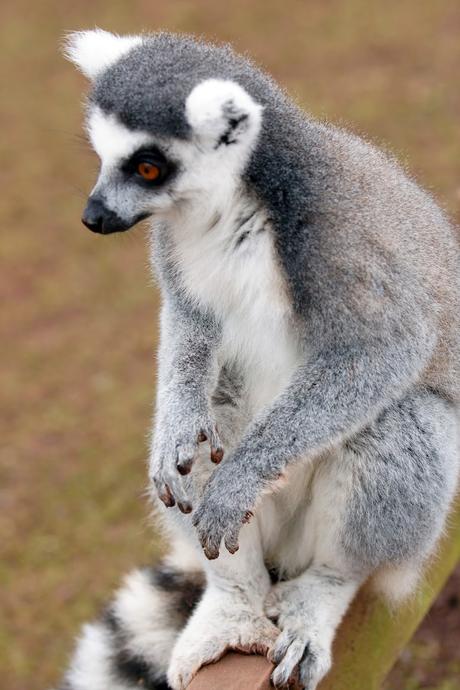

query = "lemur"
[{"left": 60, "top": 29, "right": 460, "bottom": 690}]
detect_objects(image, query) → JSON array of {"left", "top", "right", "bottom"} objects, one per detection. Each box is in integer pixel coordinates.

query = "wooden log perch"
[
  {"left": 188, "top": 501, "right": 460, "bottom": 690},
  {"left": 187, "top": 653, "right": 287, "bottom": 690}
]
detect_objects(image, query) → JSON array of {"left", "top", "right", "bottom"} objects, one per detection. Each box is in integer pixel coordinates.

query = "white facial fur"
[
  {"left": 85, "top": 79, "right": 264, "bottom": 221},
  {"left": 63, "top": 29, "right": 142, "bottom": 80},
  {"left": 87, "top": 106, "right": 154, "bottom": 169}
]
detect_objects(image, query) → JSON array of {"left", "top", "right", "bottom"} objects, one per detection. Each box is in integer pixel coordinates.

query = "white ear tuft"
[
  {"left": 186, "top": 79, "right": 263, "bottom": 149},
  {"left": 63, "top": 29, "right": 142, "bottom": 80}
]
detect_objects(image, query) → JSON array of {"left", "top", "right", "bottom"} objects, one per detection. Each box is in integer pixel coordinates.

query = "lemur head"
[{"left": 64, "top": 30, "right": 265, "bottom": 234}]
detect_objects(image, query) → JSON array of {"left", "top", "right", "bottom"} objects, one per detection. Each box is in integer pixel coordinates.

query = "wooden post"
[
  {"left": 188, "top": 502, "right": 460, "bottom": 689},
  {"left": 188, "top": 653, "right": 279, "bottom": 690}
]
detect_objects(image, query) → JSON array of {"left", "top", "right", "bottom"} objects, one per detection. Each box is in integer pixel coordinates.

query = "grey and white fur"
[{"left": 59, "top": 29, "right": 460, "bottom": 690}]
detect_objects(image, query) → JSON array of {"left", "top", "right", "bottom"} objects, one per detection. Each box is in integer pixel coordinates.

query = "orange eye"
[{"left": 137, "top": 161, "right": 161, "bottom": 181}]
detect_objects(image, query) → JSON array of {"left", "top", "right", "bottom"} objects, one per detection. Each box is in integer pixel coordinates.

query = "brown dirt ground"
[{"left": 1, "top": 2, "right": 459, "bottom": 689}]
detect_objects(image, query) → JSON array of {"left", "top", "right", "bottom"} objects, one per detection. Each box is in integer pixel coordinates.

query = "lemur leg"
[
  {"left": 167, "top": 512, "right": 278, "bottom": 690},
  {"left": 265, "top": 466, "right": 364, "bottom": 690},
  {"left": 160, "top": 363, "right": 277, "bottom": 689},
  {"left": 58, "top": 549, "right": 204, "bottom": 690},
  {"left": 266, "top": 387, "right": 459, "bottom": 690},
  {"left": 266, "top": 566, "right": 361, "bottom": 690}
]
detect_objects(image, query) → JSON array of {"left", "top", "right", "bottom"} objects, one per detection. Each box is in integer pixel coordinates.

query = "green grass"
[{"left": 1, "top": 1, "right": 459, "bottom": 688}]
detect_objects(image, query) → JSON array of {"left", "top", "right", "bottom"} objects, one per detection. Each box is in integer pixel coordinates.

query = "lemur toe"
[{"left": 271, "top": 627, "right": 331, "bottom": 690}]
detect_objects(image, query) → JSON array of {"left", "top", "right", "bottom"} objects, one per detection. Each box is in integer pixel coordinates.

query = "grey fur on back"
[{"left": 93, "top": 32, "right": 460, "bottom": 401}]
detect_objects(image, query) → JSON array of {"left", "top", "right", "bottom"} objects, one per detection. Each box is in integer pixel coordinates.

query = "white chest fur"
[{"left": 168, "top": 194, "right": 302, "bottom": 413}]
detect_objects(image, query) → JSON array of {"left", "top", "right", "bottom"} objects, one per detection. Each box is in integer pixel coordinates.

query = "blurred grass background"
[{"left": 0, "top": 1, "right": 459, "bottom": 689}]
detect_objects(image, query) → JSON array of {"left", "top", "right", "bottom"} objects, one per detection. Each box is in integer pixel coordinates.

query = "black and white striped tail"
[{"left": 57, "top": 561, "right": 204, "bottom": 690}]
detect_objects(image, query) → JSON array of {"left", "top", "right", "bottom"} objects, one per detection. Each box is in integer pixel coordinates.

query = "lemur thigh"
[
  {"left": 58, "top": 560, "right": 204, "bottom": 690},
  {"left": 266, "top": 566, "right": 361, "bottom": 690},
  {"left": 341, "top": 387, "right": 458, "bottom": 576},
  {"left": 167, "top": 517, "right": 278, "bottom": 690},
  {"left": 265, "top": 387, "right": 458, "bottom": 689}
]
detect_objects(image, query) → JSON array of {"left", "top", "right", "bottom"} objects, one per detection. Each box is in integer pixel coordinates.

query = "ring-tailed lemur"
[{"left": 59, "top": 29, "right": 460, "bottom": 690}]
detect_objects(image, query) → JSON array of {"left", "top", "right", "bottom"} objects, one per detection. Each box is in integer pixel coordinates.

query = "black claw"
[
  {"left": 204, "top": 547, "right": 219, "bottom": 560},
  {"left": 177, "top": 461, "right": 192, "bottom": 476},
  {"left": 160, "top": 486, "right": 176, "bottom": 508},
  {"left": 164, "top": 499, "right": 175, "bottom": 508},
  {"left": 210, "top": 446, "right": 224, "bottom": 463},
  {"left": 178, "top": 501, "right": 193, "bottom": 514}
]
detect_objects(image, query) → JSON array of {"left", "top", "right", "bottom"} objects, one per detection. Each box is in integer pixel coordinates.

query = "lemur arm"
[
  {"left": 150, "top": 293, "right": 222, "bottom": 512},
  {"left": 192, "top": 279, "right": 437, "bottom": 559}
]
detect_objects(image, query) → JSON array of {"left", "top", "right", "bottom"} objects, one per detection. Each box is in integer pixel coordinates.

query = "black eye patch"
[{"left": 122, "top": 147, "right": 176, "bottom": 187}]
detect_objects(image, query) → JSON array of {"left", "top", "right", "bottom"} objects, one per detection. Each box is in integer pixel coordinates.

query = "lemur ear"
[
  {"left": 185, "top": 79, "right": 263, "bottom": 150},
  {"left": 63, "top": 29, "right": 142, "bottom": 80}
]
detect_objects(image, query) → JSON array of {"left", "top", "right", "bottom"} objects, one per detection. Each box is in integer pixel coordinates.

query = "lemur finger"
[
  {"left": 165, "top": 470, "right": 193, "bottom": 508},
  {"left": 154, "top": 466, "right": 193, "bottom": 510},
  {"left": 203, "top": 544, "right": 220, "bottom": 560},
  {"left": 210, "top": 445, "right": 224, "bottom": 464},
  {"left": 224, "top": 527, "right": 240, "bottom": 554},
  {"left": 192, "top": 507, "right": 221, "bottom": 559},
  {"left": 206, "top": 425, "right": 224, "bottom": 464},
  {"left": 151, "top": 474, "right": 174, "bottom": 507},
  {"left": 198, "top": 530, "right": 221, "bottom": 560},
  {"left": 175, "top": 441, "right": 199, "bottom": 475},
  {"left": 242, "top": 510, "right": 253, "bottom": 524},
  {"left": 191, "top": 506, "right": 201, "bottom": 527},
  {"left": 222, "top": 512, "right": 250, "bottom": 553},
  {"left": 198, "top": 527, "right": 221, "bottom": 559},
  {"left": 158, "top": 483, "right": 176, "bottom": 508},
  {"left": 177, "top": 500, "right": 193, "bottom": 514}
]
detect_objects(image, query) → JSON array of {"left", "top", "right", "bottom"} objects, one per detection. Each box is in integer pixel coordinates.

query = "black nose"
[{"left": 81, "top": 197, "right": 130, "bottom": 234}]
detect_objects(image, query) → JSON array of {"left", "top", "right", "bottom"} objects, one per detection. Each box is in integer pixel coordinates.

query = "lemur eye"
[
  {"left": 124, "top": 148, "right": 174, "bottom": 187},
  {"left": 137, "top": 161, "right": 161, "bottom": 181}
]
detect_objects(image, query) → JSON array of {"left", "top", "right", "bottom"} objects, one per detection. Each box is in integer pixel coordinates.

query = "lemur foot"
[
  {"left": 167, "top": 600, "right": 278, "bottom": 690},
  {"left": 266, "top": 583, "right": 332, "bottom": 690}
]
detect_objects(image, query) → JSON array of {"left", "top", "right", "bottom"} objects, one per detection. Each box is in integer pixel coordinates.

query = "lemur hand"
[
  {"left": 150, "top": 411, "right": 223, "bottom": 514},
  {"left": 192, "top": 458, "right": 257, "bottom": 559}
]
